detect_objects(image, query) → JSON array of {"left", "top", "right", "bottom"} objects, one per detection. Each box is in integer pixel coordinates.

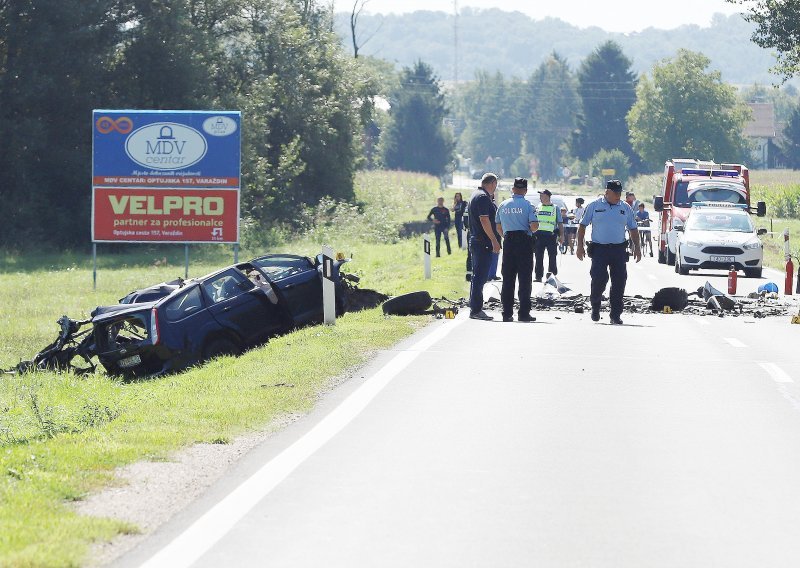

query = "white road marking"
[
  {"left": 693, "top": 317, "right": 711, "bottom": 326},
  {"left": 647, "top": 274, "right": 657, "bottom": 280},
  {"left": 724, "top": 337, "right": 747, "bottom": 348},
  {"left": 759, "top": 362, "right": 794, "bottom": 383},
  {"left": 139, "top": 319, "right": 466, "bottom": 568}
]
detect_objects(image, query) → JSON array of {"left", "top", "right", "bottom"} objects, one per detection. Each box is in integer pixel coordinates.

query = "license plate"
[
  {"left": 118, "top": 354, "right": 141, "bottom": 368},
  {"left": 710, "top": 255, "right": 735, "bottom": 263}
]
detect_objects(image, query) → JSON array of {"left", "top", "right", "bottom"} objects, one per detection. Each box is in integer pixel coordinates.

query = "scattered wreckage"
[{"left": 6, "top": 254, "right": 387, "bottom": 378}]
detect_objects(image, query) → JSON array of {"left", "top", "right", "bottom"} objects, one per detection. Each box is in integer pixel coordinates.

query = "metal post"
[
  {"left": 92, "top": 243, "right": 97, "bottom": 291},
  {"left": 461, "top": 227, "right": 467, "bottom": 250},
  {"left": 321, "top": 245, "right": 336, "bottom": 325},
  {"left": 424, "top": 235, "right": 432, "bottom": 279},
  {"left": 185, "top": 244, "right": 189, "bottom": 279},
  {"left": 234, "top": 243, "right": 239, "bottom": 264}
]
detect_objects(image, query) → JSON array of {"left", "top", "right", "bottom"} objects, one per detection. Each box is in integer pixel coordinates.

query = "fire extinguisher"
[{"left": 728, "top": 265, "right": 737, "bottom": 295}]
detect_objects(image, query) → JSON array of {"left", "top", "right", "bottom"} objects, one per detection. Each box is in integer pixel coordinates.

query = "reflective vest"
[{"left": 538, "top": 204, "right": 558, "bottom": 233}]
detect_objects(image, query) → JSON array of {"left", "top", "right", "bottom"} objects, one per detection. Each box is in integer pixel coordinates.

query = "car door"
[
  {"left": 251, "top": 255, "right": 323, "bottom": 325},
  {"left": 202, "top": 269, "right": 285, "bottom": 345}
]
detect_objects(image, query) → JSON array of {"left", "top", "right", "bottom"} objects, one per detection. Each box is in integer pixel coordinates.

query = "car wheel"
[
  {"left": 657, "top": 246, "right": 666, "bottom": 264},
  {"left": 203, "top": 337, "right": 240, "bottom": 360},
  {"left": 744, "top": 268, "right": 763, "bottom": 278},
  {"left": 382, "top": 291, "right": 433, "bottom": 316}
]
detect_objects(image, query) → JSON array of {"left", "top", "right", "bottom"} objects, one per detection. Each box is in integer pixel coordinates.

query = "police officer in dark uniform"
[
  {"left": 576, "top": 179, "right": 641, "bottom": 325},
  {"left": 468, "top": 173, "right": 502, "bottom": 320},
  {"left": 495, "top": 177, "right": 539, "bottom": 322}
]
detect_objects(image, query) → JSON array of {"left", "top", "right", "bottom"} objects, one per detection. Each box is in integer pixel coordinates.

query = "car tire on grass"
[
  {"left": 382, "top": 291, "right": 433, "bottom": 316},
  {"left": 203, "top": 337, "right": 240, "bottom": 360}
]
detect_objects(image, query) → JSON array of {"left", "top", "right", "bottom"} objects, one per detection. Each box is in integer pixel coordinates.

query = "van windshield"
[{"left": 674, "top": 180, "right": 747, "bottom": 207}]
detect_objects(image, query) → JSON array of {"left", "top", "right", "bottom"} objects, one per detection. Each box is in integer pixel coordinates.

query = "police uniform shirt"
[
  {"left": 580, "top": 197, "right": 637, "bottom": 244},
  {"left": 468, "top": 188, "right": 500, "bottom": 245},
  {"left": 496, "top": 194, "right": 538, "bottom": 235}
]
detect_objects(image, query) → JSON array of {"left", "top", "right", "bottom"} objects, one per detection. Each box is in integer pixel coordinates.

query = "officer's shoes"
[
  {"left": 610, "top": 315, "right": 624, "bottom": 325},
  {"left": 591, "top": 306, "right": 601, "bottom": 322},
  {"left": 518, "top": 314, "right": 536, "bottom": 322},
  {"left": 502, "top": 315, "right": 514, "bottom": 322},
  {"left": 469, "top": 311, "right": 493, "bottom": 321}
]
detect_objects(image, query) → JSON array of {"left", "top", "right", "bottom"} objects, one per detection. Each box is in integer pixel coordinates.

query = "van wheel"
[
  {"left": 203, "top": 337, "right": 239, "bottom": 360},
  {"left": 666, "top": 249, "right": 676, "bottom": 265},
  {"left": 657, "top": 247, "right": 666, "bottom": 264},
  {"left": 382, "top": 291, "right": 433, "bottom": 316}
]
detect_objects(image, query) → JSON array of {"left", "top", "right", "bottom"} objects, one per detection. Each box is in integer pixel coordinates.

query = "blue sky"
[{"left": 345, "top": 0, "right": 744, "bottom": 33}]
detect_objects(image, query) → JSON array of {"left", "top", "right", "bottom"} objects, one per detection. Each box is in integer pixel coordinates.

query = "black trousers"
[
  {"left": 455, "top": 217, "right": 464, "bottom": 248},
  {"left": 590, "top": 244, "right": 628, "bottom": 318},
  {"left": 434, "top": 225, "right": 451, "bottom": 256},
  {"left": 501, "top": 232, "right": 534, "bottom": 317},
  {"left": 534, "top": 231, "right": 558, "bottom": 280}
]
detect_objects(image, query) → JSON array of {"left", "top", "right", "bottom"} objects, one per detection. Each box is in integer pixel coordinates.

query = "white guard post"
[
  {"left": 461, "top": 227, "right": 467, "bottom": 250},
  {"left": 322, "top": 245, "right": 336, "bottom": 325},
  {"left": 424, "top": 235, "right": 432, "bottom": 279}
]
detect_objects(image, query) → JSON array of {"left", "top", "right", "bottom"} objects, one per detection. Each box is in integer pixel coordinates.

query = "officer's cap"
[
  {"left": 513, "top": 177, "right": 528, "bottom": 190},
  {"left": 606, "top": 179, "right": 623, "bottom": 192},
  {"left": 538, "top": 189, "right": 552, "bottom": 196}
]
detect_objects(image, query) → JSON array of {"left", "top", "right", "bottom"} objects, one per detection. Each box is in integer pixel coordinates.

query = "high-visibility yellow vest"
[{"left": 538, "top": 204, "right": 558, "bottom": 233}]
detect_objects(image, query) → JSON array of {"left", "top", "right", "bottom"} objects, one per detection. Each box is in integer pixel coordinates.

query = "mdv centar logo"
[{"left": 125, "top": 122, "right": 208, "bottom": 170}]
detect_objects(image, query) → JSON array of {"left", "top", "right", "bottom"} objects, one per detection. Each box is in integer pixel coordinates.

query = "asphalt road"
[{"left": 118, "top": 248, "right": 800, "bottom": 568}]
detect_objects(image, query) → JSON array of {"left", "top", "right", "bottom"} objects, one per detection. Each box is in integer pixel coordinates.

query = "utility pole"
[{"left": 453, "top": 0, "right": 459, "bottom": 85}]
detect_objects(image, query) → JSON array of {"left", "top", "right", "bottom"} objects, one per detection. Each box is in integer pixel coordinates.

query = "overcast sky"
[{"left": 349, "top": 0, "right": 744, "bottom": 33}]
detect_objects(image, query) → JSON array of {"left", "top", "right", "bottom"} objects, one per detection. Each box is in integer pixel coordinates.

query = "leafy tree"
[
  {"left": 381, "top": 60, "right": 454, "bottom": 176},
  {"left": 233, "top": 0, "right": 367, "bottom": 228},
  {"left": 740, "top": 82, "right": 800, "bottom": 122},
  {"left": 457, "top": 71, "right": 524, "bottom": 173},
  {"left": 0, "top": 0, "right": 126, "bottom": 247},
  {"left": 522, "top": 52, "right": 580, "bottom": 181},
  {"left": 588, "top": 149, "right": 632, "bottom": 184},
  {"left": 781, "top": 102, "right": 800, "bottom": 169},
  {"left": 727, "top": 0, "right": 800, "bottom": 81},
  {"left": 627, "top": 49, "right": 751, "bottom": 171},
  {"left": 571, "top": 41, "right": 638, "bottom": 167}
]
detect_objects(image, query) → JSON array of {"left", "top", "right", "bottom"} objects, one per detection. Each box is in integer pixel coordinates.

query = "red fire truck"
[{"left": 653, "top": 158, "right": 766, "bottom": 265}]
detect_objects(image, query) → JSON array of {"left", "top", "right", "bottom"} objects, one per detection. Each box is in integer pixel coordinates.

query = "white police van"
[{"left": 674, "top": 202, "right": 767, "bottom": 277}]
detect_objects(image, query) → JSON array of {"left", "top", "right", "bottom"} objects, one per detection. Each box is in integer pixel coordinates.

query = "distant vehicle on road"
[{"left": 674, "top": 202, "right": 767, "bottom": 277}]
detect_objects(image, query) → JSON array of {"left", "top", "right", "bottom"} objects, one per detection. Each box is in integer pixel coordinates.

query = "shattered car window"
[
  {"left": 203, "top": 270, "right": 250, "bottom": 304},
  {"left": 251, "top": 256, "right": 312, "bottom": 281},
  {"left": 165, "top": 286, "right": 204, "bottom": 321}
]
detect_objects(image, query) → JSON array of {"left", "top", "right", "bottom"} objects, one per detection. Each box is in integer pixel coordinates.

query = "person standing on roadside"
[
  {"left": 427, "top": 197, "right": 452, "bottom": 257},
  {"left": 533, "top": 189, "right": 563, "bottom": 282},
  {"left": 576, "top": 179, "right": 641, "bottom": 325},
  {"left": 495, "top": 177, "right": 539, "bottom": 322},
  {"left": 453, "top": 192, "right": 466, "bottom": 249},
  {"left": 468, "top": 173, "right": 502, "bottom": 320}
]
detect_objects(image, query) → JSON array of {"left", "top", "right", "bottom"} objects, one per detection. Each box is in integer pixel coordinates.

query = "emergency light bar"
[
  {"left": 680, "top": 169, "right": 740, "bottom": 177},
  {"left": 690, "top": 202, "right": 748, "bottom": 209}
]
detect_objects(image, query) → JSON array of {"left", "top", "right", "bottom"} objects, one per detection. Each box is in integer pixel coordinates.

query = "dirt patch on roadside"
[{"left": 74, "top": 413, "right": 301, "bottom": 567}]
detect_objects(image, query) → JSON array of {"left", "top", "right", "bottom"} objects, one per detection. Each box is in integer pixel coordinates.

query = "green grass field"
[{"left": 0, "top": 171, "right": 470, "bottom": 567}]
